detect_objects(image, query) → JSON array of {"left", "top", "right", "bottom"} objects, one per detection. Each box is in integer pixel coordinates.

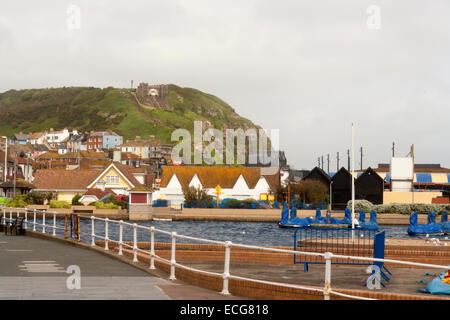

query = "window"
[{"left": 105, "top": 175, "right": 120, "bottom": 184}]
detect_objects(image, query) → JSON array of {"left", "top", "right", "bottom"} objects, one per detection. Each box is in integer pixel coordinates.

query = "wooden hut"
[
  {"left": 331, "top": 167, "right": 353, "bottom": 210},
  {"left": 355, "top": 167, "right": 384, "bottom": 204}
]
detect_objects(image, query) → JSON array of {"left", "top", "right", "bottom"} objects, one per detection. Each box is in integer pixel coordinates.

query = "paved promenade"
[{"left": 0, "top": 233, "right": 242, "bottom": 300}]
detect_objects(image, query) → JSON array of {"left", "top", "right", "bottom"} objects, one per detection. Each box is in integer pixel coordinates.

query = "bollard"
[
  {"left": 42, "top": 210, "right": 46, "bottom": 234},
  {"left": 221, "top": 241, "right": 232, "bottom": 295},
  {"left": 170, "top": 232, "right": 177, "bottom": 280},
  {"left": 104, "top": 218, "right": 109, "bottom": 251},
  {"left": 91, "top": 216, "right": 95, "bottom": 246},
  {"left": 133, "top": 224, "right": 138, "bottom": 262},
  {"left": 33, "top": 209, "right": 36, "bottom": 231},
  {"left": 52, "top": 213, "right": 56, "bottom": 236},
  {"left": 150, "top": 227, "right": 155, "bottom": 269},
  {"left": 118, "top": 220, "right": 123, "bottom": 255},
  {"left": 324, "top": 252, "right": 333, "bottom": 300}
]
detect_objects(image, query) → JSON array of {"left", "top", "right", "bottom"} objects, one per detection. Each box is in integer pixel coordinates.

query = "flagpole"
[{"left": 351, "top": 123, "right": 355, "bottom": 240}]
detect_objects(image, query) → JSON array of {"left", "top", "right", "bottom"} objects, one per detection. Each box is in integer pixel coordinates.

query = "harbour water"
[{"left": 30, "top": 219, "right": 448, "bottom": 247}]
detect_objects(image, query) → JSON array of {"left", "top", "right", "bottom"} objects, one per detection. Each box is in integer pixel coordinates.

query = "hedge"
[{"left": 347, "top": 200, "right": 450, "bottom": 214}]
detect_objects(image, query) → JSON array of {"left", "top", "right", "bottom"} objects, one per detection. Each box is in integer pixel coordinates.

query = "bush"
[
  {"left": 49, "top": 200, "right": 71, "bottom": 209},
  {"left": 182, "top": 186, "right": 213, "bottom": 208},
  {"left": 72, "top": 194, "right": 82, "bottom": 206},
  {"left": 5, "top": 195, "right": 29, "bottom": 208},
  {"left": 27, "top": 191, "right": 46, "bottom": 205},
  {"left": 347, "top": 200, "right": 450, "bottom": 214},
  {"left": 224, "top": 199, "right": 260, "bottom": 209},
  {"left": 93, "top": 201, "right": 118, "bottom": 209}
]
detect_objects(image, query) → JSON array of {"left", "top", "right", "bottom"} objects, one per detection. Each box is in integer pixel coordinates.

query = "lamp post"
[
  {"left": 1, "top": 136, "right": 7, "bottom": 183},
  {"left": 329, "top": 181, "right": 333, "bottom": 213}
]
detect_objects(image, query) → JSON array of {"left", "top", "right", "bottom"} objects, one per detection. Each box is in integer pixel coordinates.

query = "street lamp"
[{"left": 1, "top": 136, "right": 7, "bottom": 183}]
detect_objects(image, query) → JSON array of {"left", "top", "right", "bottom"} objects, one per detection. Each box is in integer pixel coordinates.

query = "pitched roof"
[
  {"left": 160, "top": 166, "right": 280, "bottom": 189},
  {"left": 83, "top": 188, "right": 116, "bottom": 199},
  {"left": 33, "top": 169, "right": 101, "bottom": 190}
]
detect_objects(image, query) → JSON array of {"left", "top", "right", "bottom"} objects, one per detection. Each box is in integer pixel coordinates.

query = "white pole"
[
  {"left": 150, "top": 227, "right": 155, "bottom": 269},
  {"left": 170, "top": 232, "right": 177, "bottom": 280},
  {"left": 351, "top": 123, "right": 355, "bottom": 240},
  {"left": 33, "top": 209, "right": 36, "bottom": 231},
  {"left": 118, "top": 220, "right": 123, "bottom": 255},
  {"left": 42, "top": 210, "right": 46, "bottom": 234},
  {"left": 91, "top": 216, "right": 95, "bottom": 246},
  {"left": 52, "top": 212, "right": 56, "bottom": 236},
  {"left": 24, "top": 209, "right": 27, "bottom": 230},
  {"left": 104, "top": 218, "right": 109, "bottom": 251},
  {"left": 221, "top": 241, "right": 232, "bottom": 295},
  {"left": 133, "top": 223, "right": 138, "bottom": 262},
  {"left": 3, "top": 136, "right": 7, "bottom": 183},
  {"left": 324, "top": 252, "right": 333, "bottom": 300}
]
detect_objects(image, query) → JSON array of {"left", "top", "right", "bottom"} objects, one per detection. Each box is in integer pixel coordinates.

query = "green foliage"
[
  {"left": 271, "top": 179, "right": 328, "bottom": 203},
  {"left": 0, "top": 86, "right": 261, "bottom": 145},
  {"left": 182, "top": 186, "right": 213, "bottom": 208},
  {"left": 224, "top": 198, "right": 260, "bottom": 209},
  {"left": 27, "top": 191, "right": 46, "bottom": 205},
  {"left": 93, "top": 201, "right": 119, "bottom": 209},
  {"left": 5, "top": 195, "right": 30, "bottom": 208},
  {"left": 49, "top": 200, "right": 71, "bottom": 209},
  {"left": 72, "top": 194, "right": 82, "bottom": 206},
  {"left": 347, "top": 200, "right": 450, "bottom": 214}
]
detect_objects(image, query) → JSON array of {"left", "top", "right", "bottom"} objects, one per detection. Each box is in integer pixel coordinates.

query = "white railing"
[{"left": 1, "top": 207, "right": 449, "bottom": 300}]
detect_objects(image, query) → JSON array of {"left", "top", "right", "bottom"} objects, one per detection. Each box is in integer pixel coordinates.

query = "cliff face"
[{"left": 0, "top": 85, "right": 260, "bottom": 143}]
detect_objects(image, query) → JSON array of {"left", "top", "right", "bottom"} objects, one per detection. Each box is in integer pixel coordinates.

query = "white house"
[{"left": 154, "top": 166, "right": 280, "bottom": 205}]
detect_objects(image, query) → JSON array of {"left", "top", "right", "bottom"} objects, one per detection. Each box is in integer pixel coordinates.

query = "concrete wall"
[{"left": 383, "top": 191, "right": 442, "bottom": 204}]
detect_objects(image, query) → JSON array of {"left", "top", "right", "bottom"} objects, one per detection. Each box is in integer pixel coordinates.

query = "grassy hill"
[{"left": 0, "top": 85, "right": 259, "bottom": 144}]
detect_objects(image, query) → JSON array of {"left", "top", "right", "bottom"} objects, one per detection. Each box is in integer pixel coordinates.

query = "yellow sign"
[{"left": 215, "top": 185, "right": 222, "bottom": 194}]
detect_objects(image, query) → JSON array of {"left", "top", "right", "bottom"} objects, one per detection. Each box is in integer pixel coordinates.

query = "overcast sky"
[{"left": 1, "top": 0, "right": 449, "bottom": 170}]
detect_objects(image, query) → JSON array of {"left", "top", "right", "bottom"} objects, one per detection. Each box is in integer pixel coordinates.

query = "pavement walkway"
[{"left": 0, "top": 233, "right": 243, "bottom": 300}]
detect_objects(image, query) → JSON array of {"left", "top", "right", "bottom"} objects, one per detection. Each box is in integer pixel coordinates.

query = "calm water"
[{"left": 27, "top": 219, "right": 449, "bottom": 247}]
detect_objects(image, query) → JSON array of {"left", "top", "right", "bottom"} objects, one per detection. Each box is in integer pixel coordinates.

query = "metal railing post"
[
  {"left": 221, "top": 241, "right": 232, "bottom": 295},
  {"left": 9, "top": 208, "right": 12, "bottom": 223},
  {"left": 2, "top": 208, "right": 5, "bottom": 224},
  {"left": 324, "top": 252, "right": 333, "bottom": 300},
  {"left": 118, "top": 220, "right": 123, "bottom": 255},
  {"left": 33, "top": 209, "right": 36, "bottom": 231},
  {"left": 52, "top": 212, "right": 56, "bottom": 236},
  {"left": 104, "top": 218, "right": 109, "bottom": 251},
  {"left": 170, "top": 232, "right": 177, "bottom": 280},
  {"left": 91, "top": 216, "right": 95, "bottom": 246},
  {"left": 42, "top": 210, "right": 46, "bottom": 234},
  {"left": 17, "top": 209, "right": 19, "bottom": 218},
  {"left": 133, "top": 223, "right": 138, "bottom": 262},
  {"left": 150, "top": 227, "right": 155, "bottom": 269},
  {"left": 24, "top": 209, "right": 27, "bottom": 230}
]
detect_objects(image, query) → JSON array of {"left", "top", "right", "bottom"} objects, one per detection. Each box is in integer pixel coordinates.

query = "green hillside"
[{"left": 0, "top": 85, "right": 259, "bottom": 144}]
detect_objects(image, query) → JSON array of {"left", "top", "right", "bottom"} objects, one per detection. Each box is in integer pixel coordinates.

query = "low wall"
[{"left": 383, "top": 191, "right": 442, "bottom": 204}]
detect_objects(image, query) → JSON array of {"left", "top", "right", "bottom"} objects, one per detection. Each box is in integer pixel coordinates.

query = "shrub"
[
  {"left": 347, "top": 200, "right": 450, "bottom": 214},
  {"left": 5, "top": 195, "right": 29, "bottom": 208},
  {"left": 93, "top": 201, "right": 118, "bottom": 209},
  {"left": 26, "top": 191, "right": 46, "bottom": 205},
  {"left": 49, "top": 200, "right": 71, "bottom": 209},
  {"left": 72, "top": 194, "right": 82, "bottom": 206},
  {"left": 182, "top": 186, "right": 213, "bottom": 208}
]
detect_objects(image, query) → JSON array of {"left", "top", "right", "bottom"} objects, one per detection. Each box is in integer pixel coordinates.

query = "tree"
[{"left": 182, "top": 186, "right": 213, "bottom": 208}]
